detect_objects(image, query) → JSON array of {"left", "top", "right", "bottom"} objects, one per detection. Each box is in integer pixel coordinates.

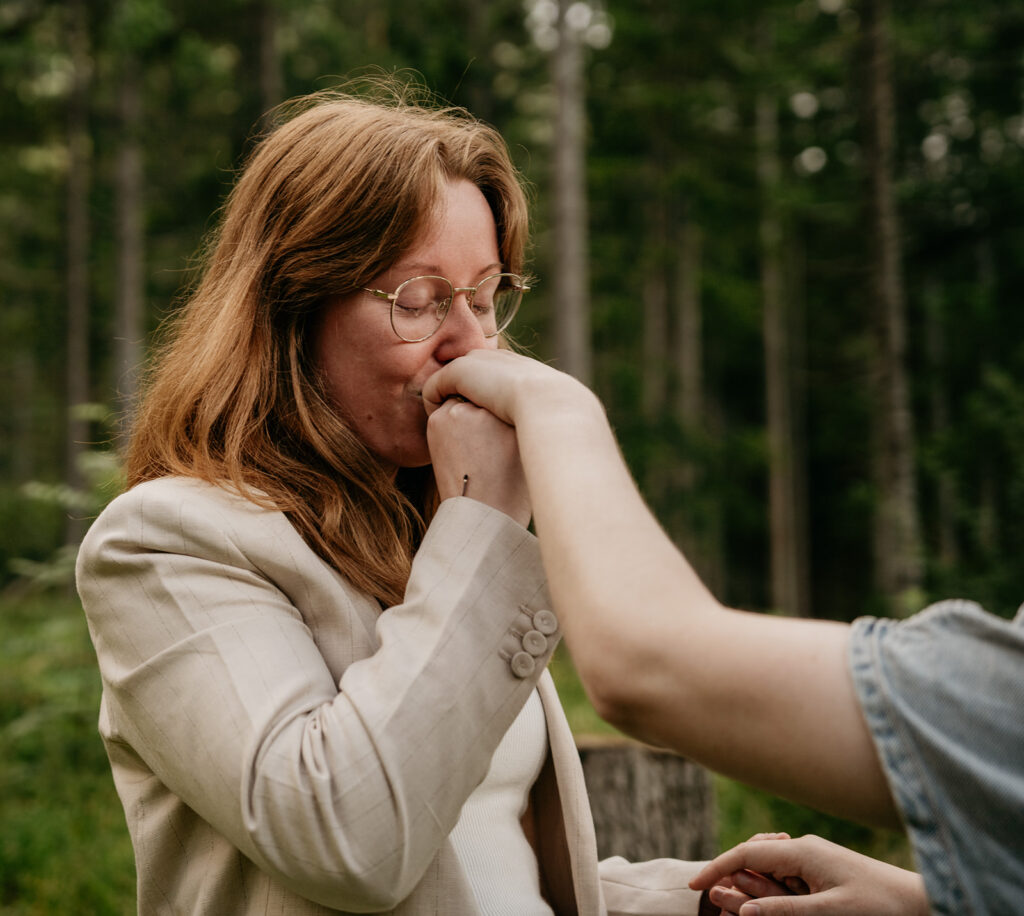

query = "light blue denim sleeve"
[{"left": 849, "top": 599, "right": 1024, "bottom": 916}]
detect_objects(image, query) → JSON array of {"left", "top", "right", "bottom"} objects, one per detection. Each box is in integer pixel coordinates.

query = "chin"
[
  {"left": 373, "top": 441, "right": 432, "bottom": 471},
  {"left": 400, "top": 450, "right": 433, "bottom": 469},
  {"left": 388, "top": 451, "right": 431, "bottom": 469}
]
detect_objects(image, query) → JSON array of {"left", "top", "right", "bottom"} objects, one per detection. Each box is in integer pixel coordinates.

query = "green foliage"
[
  {"left": 0, "top": 594, "right": 135, "bottom": 913},
  {"left": 548, "top": 643, "right": 623, "bottom": 738},
  {"left": 713, "top": 777, "right": 914, "bottom": 870},
  {"left": 0, "top": 490, "right": 64, "bottom": 592},
  {"left": 5, "top": 411, "right": 124, "bottom": 594},
  {"left": 106, "top": 0, "right": 175, "bottom": 54}
]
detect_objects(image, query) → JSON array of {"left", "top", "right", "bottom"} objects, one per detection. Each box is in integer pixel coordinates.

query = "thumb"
[{"left": 741, "top": 888, "right": 846, "bottom": 916}]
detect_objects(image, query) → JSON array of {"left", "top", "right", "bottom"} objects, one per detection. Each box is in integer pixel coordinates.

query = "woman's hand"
[
  {"left": 690, "top": 834, "right": 929, "bottom": 916},
  {"left": 705, "top": 868, "right": 805, "bottom": 915},
  {"left": 426, "top": 395, "right": 531, "bottom": 527}
]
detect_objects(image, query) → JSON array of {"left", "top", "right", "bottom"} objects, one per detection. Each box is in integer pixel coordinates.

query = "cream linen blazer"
[{"left": 76, "top": 477, "right": 705, "bottom": 915}]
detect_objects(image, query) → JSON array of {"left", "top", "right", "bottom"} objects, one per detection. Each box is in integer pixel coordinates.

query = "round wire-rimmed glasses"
[{"left": 362, "top": 272, "right": 529, "bottom": 342}]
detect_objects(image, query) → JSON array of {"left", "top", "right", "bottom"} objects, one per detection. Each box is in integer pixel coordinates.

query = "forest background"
[{"left": 2, "top": 0, "right": 1023, "bottom": 910}]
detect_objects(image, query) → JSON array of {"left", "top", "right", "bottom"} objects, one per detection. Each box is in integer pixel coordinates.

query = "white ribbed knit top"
[{"left": 449, "top": 688, "right": 554, "bottom": 914}]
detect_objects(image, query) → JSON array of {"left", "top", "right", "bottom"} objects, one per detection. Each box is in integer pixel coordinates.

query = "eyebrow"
[{"left": 392, "top": 261, "right": 505, "bottom": 278}]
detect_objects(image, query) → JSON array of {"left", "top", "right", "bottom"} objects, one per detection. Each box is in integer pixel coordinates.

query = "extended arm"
[{"left": 424, "top": 350, "right": 897, "bottom": 827}]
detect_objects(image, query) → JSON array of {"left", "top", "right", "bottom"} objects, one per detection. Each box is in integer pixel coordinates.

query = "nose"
[{"left": 432, "top": 292, "right": 489, "bottom": 361}]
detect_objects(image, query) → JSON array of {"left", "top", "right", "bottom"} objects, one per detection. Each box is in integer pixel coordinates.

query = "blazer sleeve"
[
  {"left": 76, "top": 480, "right": 557, "bottom": 911},
  {"left": 599, "top": 856, "right": 709, "bottom": 916}
]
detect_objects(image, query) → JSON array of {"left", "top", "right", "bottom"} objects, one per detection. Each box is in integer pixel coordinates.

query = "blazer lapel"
[{"left": 533, "top": 672, "right": 605, "bottom": 916}]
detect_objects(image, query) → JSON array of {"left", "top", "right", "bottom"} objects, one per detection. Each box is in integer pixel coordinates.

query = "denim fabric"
[{"left": 849, "top": 599, "right": 1024, "bottom": 916}]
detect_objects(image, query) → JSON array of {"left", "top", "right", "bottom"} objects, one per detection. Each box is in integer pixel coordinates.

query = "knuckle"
[{"left": 447, "top": 399, "right": 474, "bottom": 418}]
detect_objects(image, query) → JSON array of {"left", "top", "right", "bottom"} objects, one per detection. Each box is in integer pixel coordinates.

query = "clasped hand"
[
  {"left": 425, "top": 391, "right": 531, "bottom": 528},
  {"left": 691, "top": 833, "right": 928, "bottom": 916}
]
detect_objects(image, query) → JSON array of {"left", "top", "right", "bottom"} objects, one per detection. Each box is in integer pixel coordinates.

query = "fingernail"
[{"left": 741, "top": 906, "right": 760, "bottom": 916}]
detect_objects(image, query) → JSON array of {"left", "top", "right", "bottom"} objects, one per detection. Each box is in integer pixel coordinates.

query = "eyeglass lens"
[{"left": 390, "top": 275, "right": 521, "bottom": 341}]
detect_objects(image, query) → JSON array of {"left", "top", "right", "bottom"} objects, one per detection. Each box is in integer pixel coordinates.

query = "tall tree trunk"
[
  {"left": 787, "top": 233, "right": 812, "bottom": 615},
  {"left": 756, "top": 22, "right": 808, "bottom": 617},
  {"left": 641, "top": 270, "right": 668, "bottom": 419},
  {"left": 977, "top": 464, "right": 998, "bottom": 558},
  {"left": 462, "top": 0, "right": 492, "bottom": 121},
  {"left": 669, "top": 215, "right": 725, "bottom": 596},
  {"left": 115, "top": 55, "right": 145, "bottom": 449},
  {"left": 64, "top": 0, "right": 91, "bottom": 546},
  {"left": 577, "top": 736, "right": 717, "bottom": 863},
  {"left": 862, "top": 0, "right": 923, "bottom": 611},
  {"left": 12, "top": 348, "right": 35, "bottom": 484},
  {"left": 641, "top": 198, "right": 668, "bottom": 421},
  {"left": 674, "top": 218, "right": 704, "bottom": 438},
  {"left": 258, "top": 0, "right": 282, "bottom": 124},
  {"left": 974, "top": 240, "right": 998, "bottom": 558},
  {"left": 551, "top": 0, "right": 591, "bottom": 384},
  {"left": 923, "top": 275, "right": 957, "bottom": 569},
  {"left": 641, "top": 259, "right": 669, "bottom": 505},
  {"left": 362, "top": 0, "right": 389, "bottom": 51}
]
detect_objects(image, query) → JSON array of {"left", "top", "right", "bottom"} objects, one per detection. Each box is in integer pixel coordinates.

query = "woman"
[{"left": 76, "top": 86, "right": 710, "bottom": 915}]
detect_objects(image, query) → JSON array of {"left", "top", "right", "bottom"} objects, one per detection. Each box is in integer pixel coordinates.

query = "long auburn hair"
[{"left": 125, "top": 83, "right": 530, "bottom": 607}]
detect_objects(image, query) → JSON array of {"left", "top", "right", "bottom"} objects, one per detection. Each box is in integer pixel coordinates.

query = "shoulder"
[
  {"left": 103, "top": 476, "right": 269, "bottom": 521},
  {"left": 78, "top": 476, "right": 296, "bottom": 571}
]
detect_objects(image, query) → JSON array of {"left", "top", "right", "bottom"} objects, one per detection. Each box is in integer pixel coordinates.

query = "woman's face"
[{"left": 315, "top": 179, "right": 502, "bottom": 471}]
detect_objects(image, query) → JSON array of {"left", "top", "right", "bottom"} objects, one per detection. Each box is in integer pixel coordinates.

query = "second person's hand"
[
  {"left": 422, "top": 349, "right": 596, "bottom": 428},
  {"left": 690, "top": 834, "right": 929, "bottom": 916}
]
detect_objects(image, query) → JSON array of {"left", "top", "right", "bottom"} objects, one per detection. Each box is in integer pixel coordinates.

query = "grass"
[
  {"left": 0, "top": 594, "right": 910, "bottom": 913},
  {"left": 0, "top": 593, "right": 135, "bottom": 915}
]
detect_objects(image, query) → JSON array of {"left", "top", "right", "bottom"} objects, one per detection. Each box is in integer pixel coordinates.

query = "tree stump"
[{"left": 578, "top": 735, "right": 717, "bottom": 862}]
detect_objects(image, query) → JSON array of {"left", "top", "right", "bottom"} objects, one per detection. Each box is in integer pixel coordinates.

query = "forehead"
[{"left": 384, "top": 180, "right": 501, "bottom": 281}]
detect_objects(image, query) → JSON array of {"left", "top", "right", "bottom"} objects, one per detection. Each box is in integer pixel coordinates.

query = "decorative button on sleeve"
[
  {"left": 510, "top": 651, "right": 536, "bottom": 679},
  {"left": 522, "top": 630, "right": 547, "bottom": 657},
  {"left": 532, "top": 609, "right": 558, "bottom": 635},
  {"left": 499, "top": 605, "right": 559, "bottom": 678}
]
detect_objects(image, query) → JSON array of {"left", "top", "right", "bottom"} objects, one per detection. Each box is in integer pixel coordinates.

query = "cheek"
[
  {"left": 322, "top": 358, "right": 363, "bottom": 414},
  {"left": 325, "top": 342, "right": 411, "bottom": 399},
  {"left": 341, "top": 353, "right": 426, "bottom": 423},
  {"left": 315, "top": 299, "right": 415, "bottom": 407}
]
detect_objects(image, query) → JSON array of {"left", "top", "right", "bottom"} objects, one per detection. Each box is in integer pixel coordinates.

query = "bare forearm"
[
  {"left": 512, "top": 389, "right": 717, "bottom": 698},
  {"left": 511, "top": 387, "right": 897, "bottom": 826}
]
